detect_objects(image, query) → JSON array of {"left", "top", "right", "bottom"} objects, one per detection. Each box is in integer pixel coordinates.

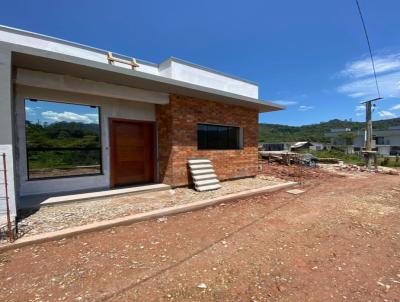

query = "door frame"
[{"left": 109, "top": 118, "right": 157, "bottom": 188}]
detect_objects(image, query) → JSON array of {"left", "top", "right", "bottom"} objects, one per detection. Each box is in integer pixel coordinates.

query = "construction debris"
[
  {"left": 317, "top": 157, "right": 340, "bottom": 164},
  {"left": 286, "top": 189, "right": 305, "bottom": 195},
  {"left": 197, "top": 283, "right": 207, "bottom": 289},
  {"left": 319, "top": 163, "right": 399, "bottom": 176}
]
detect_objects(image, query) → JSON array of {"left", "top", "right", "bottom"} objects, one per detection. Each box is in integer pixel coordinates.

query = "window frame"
[
  {"left": 24, "top": 98, "right": 104, "bottom": 181},
  {"left": 197, "top": 123, "right": 243, "bottom": 150}
]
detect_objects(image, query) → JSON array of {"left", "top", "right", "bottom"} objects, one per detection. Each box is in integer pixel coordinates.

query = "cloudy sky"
[
  {"left": 2, "top": 0, "right": 400, "bottom": 126},
  {"left": 25, "top": 100, "right": 99, "bottom": 124}
]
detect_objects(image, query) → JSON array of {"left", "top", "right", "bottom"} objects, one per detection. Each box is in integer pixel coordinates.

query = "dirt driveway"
[{"left": 1, "top": 171, "right": 399, "bottom": 301}]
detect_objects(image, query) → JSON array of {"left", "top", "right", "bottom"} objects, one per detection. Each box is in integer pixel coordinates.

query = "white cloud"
[
  {"left": 378, "top": 110, "right": 397, "bottom": 119},
  {"left": 340, "top": 53, "right": 400, "bottom": 78},
  {"left": 25, "top": 106, "right": 34, "bottom": 113},
  {"left": 355, "top": 105, "right": 365, "bottom": 112},
  {"left": 298, "top": 105, "right": 314, "bottom": 111},
  {"left": 338, "top": 51, "right": 400, "bottom": 100},
  {"left": 338, "top": 71, "right": 400, "bottom": 100},
  {"left": 271, "top": 100, "right": 298, "bottom": 106},
  {"left": 390, "top": 104, "right": 400, "bottom": 110},
  {"left": 354, "top": 105, "right": 365, "bottom": 117},
  {"left": 41, "top": 111, "right": 99, "bottom": 124}
]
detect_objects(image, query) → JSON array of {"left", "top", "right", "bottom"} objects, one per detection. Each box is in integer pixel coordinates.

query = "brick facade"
[{"left": 156, "top": 94, "right": 259, "bottom": 186}]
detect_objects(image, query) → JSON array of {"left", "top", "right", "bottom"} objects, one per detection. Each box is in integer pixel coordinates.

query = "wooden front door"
[{"left": 110, "top": 119, "right": 155, "bottom": 187}]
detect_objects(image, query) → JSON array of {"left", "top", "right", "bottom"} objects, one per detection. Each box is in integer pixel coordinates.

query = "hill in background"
[{"left": 259, "top": 118, "right": 400, "bottom": 143}]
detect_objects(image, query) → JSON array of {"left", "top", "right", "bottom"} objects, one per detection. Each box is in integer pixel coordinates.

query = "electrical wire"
[{"left": 355, "top": 0, "right": 381, "bottom": 98}]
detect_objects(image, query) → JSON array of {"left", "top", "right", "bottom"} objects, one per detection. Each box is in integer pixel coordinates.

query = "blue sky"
[
  {"left": 25, "top": 99, "right": 99, "bottom": 124},
  {"left": 2, "top": 0, "right": 400, "bottom": 126}
]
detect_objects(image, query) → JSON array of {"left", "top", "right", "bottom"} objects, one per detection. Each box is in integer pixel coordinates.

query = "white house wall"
[
  {"left": 159, "top": 59, "right": 259, "bottom": 98},
  {"left": 383, "top": 133, "right": 400, "bottom": 146},
  {"left": 0, "top": 47, "right": 17, "bottom": 217},
  {"left": 15, "top": 85, "right": 157, "bottom": 198},
  {"left": 353, "top": 135, "right": 365, "bottom": 148}
]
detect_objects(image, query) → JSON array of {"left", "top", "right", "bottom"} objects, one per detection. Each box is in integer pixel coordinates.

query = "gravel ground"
[
  {"left": 0, "top": 170, "right": 399, "bottom": 301},
  {"left": 16, "top": 176, "right": 285, "bottom": 238}
]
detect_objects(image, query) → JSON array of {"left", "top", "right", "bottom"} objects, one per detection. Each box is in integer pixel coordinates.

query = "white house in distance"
[{"left": 325, "top": 126, "right": 400, "bottom": 156}]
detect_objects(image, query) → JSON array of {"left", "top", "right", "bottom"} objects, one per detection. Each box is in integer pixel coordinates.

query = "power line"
[{"left": 355, "top": 0, "right": 381, "bottom": 98}]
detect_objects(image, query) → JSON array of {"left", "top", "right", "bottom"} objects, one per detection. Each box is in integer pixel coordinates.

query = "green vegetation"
[
  {"left": 258, "top": 117, "right": 400, "bottom": 143},
  {"left": 308, "top": 149, "right": 365, "bottom": 165},
  {"left": 307, "top": 149, "right": 400, "bottom": 167},
  {"left": 378, "top": 156, "right": 400, "bottom": 168},
  {"left": 26, "top": 121, "right": 101, "bottom": 171}
]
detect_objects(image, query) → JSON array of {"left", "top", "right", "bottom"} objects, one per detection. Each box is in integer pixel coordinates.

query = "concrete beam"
[
  {"left": 1, "top": 41, "right": 284, "bottom": 113},
  {"left": 15, "top": 69, "right": 169, "bottom": 105},
  {"left": 0, "top": 47, "right": 12, "bottom": 144}
]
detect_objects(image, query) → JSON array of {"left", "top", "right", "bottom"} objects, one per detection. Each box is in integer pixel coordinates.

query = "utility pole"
[
  {"left": 354, "top": 0, "right": 382, "bottom": 169},
  {"left": 361, "top": 97, "right": 382, "bottom": 169}
]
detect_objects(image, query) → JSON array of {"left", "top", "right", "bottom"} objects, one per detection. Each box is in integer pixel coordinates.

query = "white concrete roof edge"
[
  {"left": 161, "top": 56, "right": 259, "bottom": 86},
  {"left": 0, "top": 24, "right": 258, "bottom": 87},
  {"left": 0, "top": 34, "right": 284, "bottom": 112},
  {"left": 0, "top": 24, "right": 159, "bottom": 67}
]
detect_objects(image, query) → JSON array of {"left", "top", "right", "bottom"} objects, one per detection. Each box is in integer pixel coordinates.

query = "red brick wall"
[{"left": 156, "top": 94, "right": 259, "bottom": 186}]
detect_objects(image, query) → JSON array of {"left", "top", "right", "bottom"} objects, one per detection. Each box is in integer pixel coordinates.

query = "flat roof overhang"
[{"left": 2, "top": 42, "right": 284, "bottom": 113}]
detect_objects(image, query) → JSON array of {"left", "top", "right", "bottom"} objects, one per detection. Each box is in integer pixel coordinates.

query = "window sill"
[{"left": 27, "top": 173, "right": 104, "bottom": 182}]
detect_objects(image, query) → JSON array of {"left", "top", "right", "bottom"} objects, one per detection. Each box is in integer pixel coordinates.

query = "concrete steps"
[
  {"left": 196, "top": 183, "right": 222, "bottom": 192},
  {"left": 192, "top": 173, "right": 218, "bottom": 181},
  {"left": 191, "top": 169, "right": 215, "bottom": 176},
  {"left": 188, "top": 158, "right": 221, "bottom": 192}
]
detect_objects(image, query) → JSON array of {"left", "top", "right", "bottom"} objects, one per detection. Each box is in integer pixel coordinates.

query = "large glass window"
[
  {"left": 24, "top": 99, "right": 102, "bottom": 180},
  {"left": 197, "top": 123, "right": 242, "bottom": 150},
  {"left": 374, "top": 136, "right": 385, "bottom": 145}
]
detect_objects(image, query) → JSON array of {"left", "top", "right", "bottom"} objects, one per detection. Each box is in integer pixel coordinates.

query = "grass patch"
[
  {"left": 378, "top": 156, "right": 400, "bottom": 168},
  {"left": 308, "top": 149, "right": 400, "bottom": 167},
  {"left": 308, "top": 150, "right": 365, "bottom": 165}
]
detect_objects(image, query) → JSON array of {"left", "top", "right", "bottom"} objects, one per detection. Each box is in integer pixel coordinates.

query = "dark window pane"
[
  {"left": 207, "top": 125, "right": 219, "bottom": 149},
  {"left": 24, "top": 99, "right": 102, "bottom": 179},
  {"left": 228, "top": 127, "right": 239, "bottom": 149},
  {"left": 197, "top": 124, "right": 207, "bottom": 149},
  {"left": 197, "top": 124, "right": 240, "bottom": 150},
  {"left": 218, "top": 126, "right": 228, "bottom": 149}
]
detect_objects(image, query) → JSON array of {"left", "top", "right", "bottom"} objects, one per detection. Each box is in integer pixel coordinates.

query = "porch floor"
[
  {"left": 19, "top": 183, "right": 171, "bottom": 209},
  {"left": 16, "top": 176, "right": 287, "bottom": 238}
]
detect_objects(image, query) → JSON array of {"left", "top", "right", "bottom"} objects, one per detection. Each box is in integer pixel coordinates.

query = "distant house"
[
  {"left": 325, "top": 126, "right": 400, "bottom": 156},
  {"left": 260, "top": 141, "right": 328, "bottom": 152},
  {"left": 0, "top": 26, "right": 284, "bottom": 222}
]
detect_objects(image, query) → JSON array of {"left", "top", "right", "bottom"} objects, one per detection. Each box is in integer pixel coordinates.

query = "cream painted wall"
[{"left": 15, "top": 85, "right": 158, "bottom": 198}]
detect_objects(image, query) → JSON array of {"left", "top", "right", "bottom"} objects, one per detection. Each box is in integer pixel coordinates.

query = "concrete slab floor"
[{"left": 16, "top": 177, "right": 289, "bottom": 238}]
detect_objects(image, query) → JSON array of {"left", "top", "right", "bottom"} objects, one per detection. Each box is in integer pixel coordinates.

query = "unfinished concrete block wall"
[{"left": 156, "top": 94, "right": 259, "bottom": 186}]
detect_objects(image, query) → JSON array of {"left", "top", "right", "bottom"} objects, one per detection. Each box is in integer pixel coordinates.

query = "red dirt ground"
[{"left": 0, "top": 168, "right": 399, "bottom": 301}]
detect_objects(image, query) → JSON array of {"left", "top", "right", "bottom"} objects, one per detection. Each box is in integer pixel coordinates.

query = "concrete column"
[{"left": 0, "top": 46, "right": 17, "bottom": 218}]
